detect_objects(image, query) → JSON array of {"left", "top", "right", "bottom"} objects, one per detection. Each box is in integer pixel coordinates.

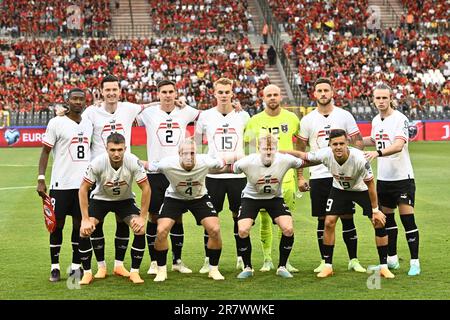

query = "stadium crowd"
[
  {"left": 148, "top": 0, "right": 252, "bottom": 35},
  {"left": 0, "top": 0, "right": 111, "bottom": 38},
  {"left": 0, "top": 36, "right": 269, "bottom": 115},
  {"left": 287, "top": 32, "right": 449, "bottom": 114}
]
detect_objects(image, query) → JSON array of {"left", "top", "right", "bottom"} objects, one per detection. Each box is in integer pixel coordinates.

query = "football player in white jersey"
[
  {"left": 363, "top": 83, "right": 420, "bottom": 276},
  {"left": 37, "top": 88, "right": 92, "bottom": 282},
  {"left": 137, "top": 80, "right": 199, "bottom": 276},
  {"left": 232, "top": 134, "right": 316, "bottom": 279},
  {"left": 195, "top": 78, "right": 250, "bottom": 273},
  {"left": 77, "top": 133, "right": 150, "bottom": 285},
  {"left": 81, "top": 74, "right": 157, "bottom": 280},
  {"left": 144, "top": 139, "right": 227, "bottom": 282},
  {"left": 297, "top": 78, "right": 366, "bottom": 274},
  {"left": 286, "top": 129, "right": 395, "bottom": 279}
]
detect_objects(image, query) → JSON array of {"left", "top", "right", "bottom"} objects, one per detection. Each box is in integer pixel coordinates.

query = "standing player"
[
  {"left": 244, "top": 84, "right": 300, "bottom": 273},
  {"left": 364, "top": 83, "right": 420, "bottom": 276},
  {"left": 137, "top": 79, "right": 199, "bottom": 275},
  {"left": 36, "top": 88, "right": 92, "bottom": 281},
  {"left": 145, "top": 139, "right": 226, "bottom": 282},
  {"left": 286, "top": 129, "right": 395, "bottom": 278},
  {"left": 195, "top": 78, "right": 250, "bottom": 273},
  {"left": 297, "top": 78, "right": 366, "bottom": 274},
  {"left": 81, "top": 74, "right": 152, "bottom": 279},
  {"left": 233, "top": 134, "right": 315, "bottom": 279},
  {"left": 78, "top": 133, "right": 150, "bottom": 285}
]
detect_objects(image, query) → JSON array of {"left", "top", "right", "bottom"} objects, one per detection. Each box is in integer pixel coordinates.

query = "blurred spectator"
[{"left": 267, "top": 45, "right": 277, "bottom": 65}]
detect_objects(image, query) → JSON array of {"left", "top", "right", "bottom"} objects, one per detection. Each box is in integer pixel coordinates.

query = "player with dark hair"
[
  {"left": 78, "top": 133, "right": 150, "bottom": 285},
  {"left": 81, "top": 74, "right": 160, "bottom": 279},
  {"left": 37, "top": 88, "right": 92, "bottom": 282},
  {"left": 286, "top": 129, "right": 394, "bottom": 278},
  {"left": 297, "top": 78, "right": 366, "bottom": 274},
  {"left": 137, "top": 79, "right": 199, "bottom": 275}
]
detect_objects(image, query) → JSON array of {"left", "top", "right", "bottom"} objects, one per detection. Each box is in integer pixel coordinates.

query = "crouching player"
[
  {"left": 285, "top": 129, "right": 395, "bottom": 278},
  {"left": 78, "top": 133, "right": 151, "bottom": 284},
  {"left": 232, "top": 134, "right": 317, "bottom": 279},
  {"left": 144, "top": 139, "right": 227, "bottom": 282}
]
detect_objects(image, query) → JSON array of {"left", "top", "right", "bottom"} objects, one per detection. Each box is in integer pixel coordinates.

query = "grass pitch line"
[{"left": 0, "top": 186, "right": 35, "bottom": 191}]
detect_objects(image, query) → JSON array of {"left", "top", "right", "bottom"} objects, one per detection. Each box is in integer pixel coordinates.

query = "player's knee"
[
  {"left": 156, "top": 226, "right": 170, "bottom": 240},
  {"left": 281, "top": 225, "right": 294, "bottom": 237},
  {"left": 238, "top": 227, "right": 250, "bottom": 238},
  {"left": 324, "top": 218, "right": 336, "bottom": 230}
]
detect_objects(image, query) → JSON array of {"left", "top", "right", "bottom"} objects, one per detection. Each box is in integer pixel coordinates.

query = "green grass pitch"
[{"left": 1, "top": 142, "right": 449, "bottom": 300}]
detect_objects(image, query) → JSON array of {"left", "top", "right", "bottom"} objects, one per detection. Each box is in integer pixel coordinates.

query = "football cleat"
[
  {"left": 314, "top": 260, "right": 326, "bottom": 273},
  {"left": 348, "top": 258, "right": 367, "bottom": 273},
  {"left": 113, "top": 265, "right": 130, "bottom": 277},
  {"left": 208, "top": 266, "right": 225, "bottom": 280},
  {"left": 147, "top": 261, "right": 158, "bottom": 275},
  {"left": 317, "top": 265, "right": 334, "bottom": 278},
  {"left": 94, "top": 266, "right": 107, "bottom": 279},
  {"left": 172, "top": 260, "right": 193, "bottom": 274},
  {"left": 237, "top": 267, "right": 254, "bottom": 279},
  {"left": 199, "top": 257, "right": 210, "bottom": 274},
  {"left": 380, "top": 266, "right": 395, "bottom": 279},
  {"left": 79, "top": 272, "right": 94, "bottom": 285},
  {"left": 408, "top": 263, "right": 421, "bottom": 276},
  {"left": 129, "top": 271, "right": 144, "bottom": 284},
  {"left": 259, "top": 260, "right": 274, "bottom": 272},
  {"left": 388, "top": 261, "right": 400, "bottom": 270},
  {"left": 154, "top": 266, "right": 167, "bottom": 282},
  {"left": 49, "top": 269, "right": 60, "bottom": 282},
  {"left": 286, "top": 261, "right": 299, "bottom": 273},
  {"left": 276, "top": 266, "right": 293, "bottom": 278}
]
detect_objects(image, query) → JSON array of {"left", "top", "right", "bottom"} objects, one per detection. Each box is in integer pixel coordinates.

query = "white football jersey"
[
  {"left": 149, "top": 155, "right": 225, "bottom": 200},
  {"left": 306, "top": 147, "right": 373, "bottom": 191},
  {"left": 83, "top": 152, "right": 148, "bottom": 201},
  {"left": 299, "top": 107, "right": 360, "bottom": 179},
  {"left": 137, "top": 104, "right": 199, "bottom": 165},
  {"left": 371, "top": 110, "right": 414, "bottom": 181},
  {"left": 42, "top": 116, "right": 93, "bottom": 190},
  {"left": 232, "top": 153, "right": 305, "bottom": 199},
  {"left": 82, "top": 102, "right": 143, "bottom": 160},
  {"left": 195, "top": 108, "right": 250, "bottom": 179}
]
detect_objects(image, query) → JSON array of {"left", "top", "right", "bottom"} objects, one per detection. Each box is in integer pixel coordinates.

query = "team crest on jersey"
[
  {"left": 281, "top": 124, "right": 288, "bottom": 133},
  {"left": 365, "top": 162, "right": 371, "bottom": 170}
]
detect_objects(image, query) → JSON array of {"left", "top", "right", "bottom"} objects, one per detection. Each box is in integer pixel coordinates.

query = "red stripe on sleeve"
[
  {"left": 83, "top": 177, "right": 94, "bottom": 184},
  {"left": 137, "top": 177, "right": 148, "bottom": 184},
  {"left": 42, "top": 141, "right": 53, "bottom": 148},
  {"left": 348, "top": 130, "right": 360, "bottom": 137},
  {"left": 395, "top": 136, "right": 407, "bottom": 142}
]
